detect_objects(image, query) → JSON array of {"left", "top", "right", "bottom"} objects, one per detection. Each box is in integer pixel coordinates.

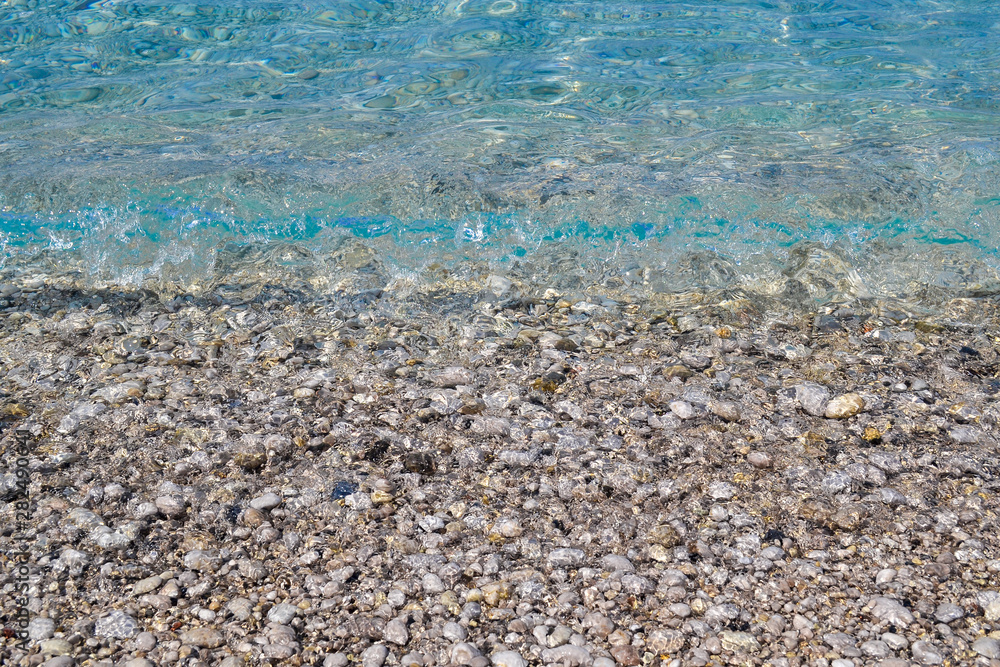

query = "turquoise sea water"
[{"left": 1, "top": 1, "right": 1000, "bottom": 308}]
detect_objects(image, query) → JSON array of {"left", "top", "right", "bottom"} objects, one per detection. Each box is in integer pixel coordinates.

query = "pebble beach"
[{"left": 2, "top": 269, "right": 1000, "bottom": 667}]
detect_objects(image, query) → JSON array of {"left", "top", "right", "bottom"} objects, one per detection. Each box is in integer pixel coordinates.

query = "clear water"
[{"left": 2, "top": 0, "right": 1000, "bottom": 310}]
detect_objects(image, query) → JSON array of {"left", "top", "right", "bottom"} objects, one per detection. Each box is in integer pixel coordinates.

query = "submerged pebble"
[{"left": 0, "top": 278, "right": 997, "bottom": 667}]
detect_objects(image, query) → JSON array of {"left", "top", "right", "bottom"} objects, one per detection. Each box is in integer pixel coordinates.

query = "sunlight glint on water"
[{"left": 1, "top": 1, "right": 1000, "bottom": 309}]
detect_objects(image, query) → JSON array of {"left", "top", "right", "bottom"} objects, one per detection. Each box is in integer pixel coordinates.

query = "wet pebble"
[
  {"left": 28, "top": 617, "right": 55, "bottom": 641},
  {"left": 547, "top": 548, "right": 585, "bottom": 568},
  {"left": 384, "top": 618, "right": 409, "bottom": 646},
  {"left": 540, "top": 645, "right": 590, "bottom": 667},
  {"left": 267, "top": 603, "right": 298, "bottom": 624},
  {"left": 868, "top": 596, "right": 915, "bottom": 625},
  {"left": 669, "top": 400, "right": 696, "bottom": 419},
  {"left": 452, "top": 642, "right": 482, "bottom": 664},
  {"left": 933, "top": 602, "right": 964, "bottom": 623},
  {"left": 860, "top": 640, "right": 890, "bottom": 658},
  {"left": 154, "top": 495, "right": 186, "bottom": 518},
  {"left": 95, "top": 610, "right": 139, "bottom": 639},
  {"left": 363, "top": 644, "right": 390, "bottom": 667},
  {"left": 796, "top": 382, "right": 830, "bottom": 416},
  {"left": 825, "top": 393, "right": 864, "bottom": 419},
  {"left": 911, "top": 640, "right": 944, "bottom": 665},
  {"left": 331, "top": 481, "right": 358, "bottom": 500},
  {"left": 180, "top": 627, "right": 225, "bottom": 648},
  {"left": 443, "top": 621, "right": 467, "bottom": 642},
  {"left": 972, "top": 637, "right": 1000, "bottom": 659},
  {"left": 250, "top": 492, "right": 282, "bottom": 510},
  {"left": 747, "top": 451, "right": 772, "bottom": 468},
  {"left": 491, "top": 651, "right": 527, "bottom": 667}
]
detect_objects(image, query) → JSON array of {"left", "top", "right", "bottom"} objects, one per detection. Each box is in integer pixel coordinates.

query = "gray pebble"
[
  {"left": 250, "top": 492, "right": 282, "bottom": 510},
  {"left": 422, "top": 573, "right": 445, "bottom": 594},
  {"left": 949, "top": 426, "right": 980, "bottom": 444},
  {"left": 878, "top": 487, "right": 907, "bottom": 506},
  {"left": 39, "top": 638, "right": 72, "bottom": 656},
  {"left": 400, "top": 653, "right": 424, "bottom": 667},
  {"left": 40, "top": 658, "right": 74, "bottom": 667},
  {"left": 796, "top": 382, "right": 830, "bottom": 416},
  {"left": 124, "top": 660, "right": 155, "bottom": 667},
  {"left": 760, "top": 546, "right": 785, "bottom": 560},
  {"left": 384, "top": 618, "right": 409, "bottom": 646},
  {"left": 133, "top": 576, "right": 163, "bottom": 595},
  {"left": 823, "top": 632, "right": 856, "bottom": 652},
  {"left": 183, "top": 549, "right": 217, "bottom": 572},
  {"left": 180, "top": 627, "right": 225, "bottom": 648},
  {"left": 600, "top": 554, "right": 633, "bottom": 572},
  {"left": 547, "top": 624, "right": 573, "bottom": 647},
  {"left": 28, "top": 617, "right": 55, "bottom": 641},
  {"left": 868, "top": 450, "right": 903, "bottom": 474},
  {"left": 133, "top": 631, "right": 157, "bottom": 651},
  {"left": 547, "top": 548, "right": 585, "bottom": 568},
  {"left": 154, "top": 495, "right": 185, "bottom": 518},
  {"left": 267, "top": 603, "right": 298, "bottom": 625},
  {"left": 59, "top": 549, "right": 90, "bottom": 572},
  {"left": 933, "top": 602, "right": 964, "bottom": 623},
  {"left": 875, "top": 568, "right": 897, "bottom": 585},
  {"left": 134, "top": 502, "right": 159, "bottom": 519},
  {"left": 94, "top": 610, "right": 139, "bottom": 639},
  {"left": 821, "top": 470, "right": 852, "bottom": 495},
  {"left": 668, "top": 603, "right": 691, "bottom": 618},
  {"left": 452, "top": 642, "right": 482, "bottom": 665},
  {"left": 435, "top": 367, "right": 474, "bottom": 388},
  {"left": 765, "top": 615, "right": 786, "bottom": 634},
  {"left": 707, "top": 481, "right": 736, "bottom": 500},
  {"left": 387, "top": 589, "right": 406, "bottom": 608},
  {"left": 324, "top": 653, "right": 350, "bottom": 667},
  {"left": 972, "top": 637, "right": 1000, "bottom": 659},
  {"left": 860, "top": 640, "right": 890, "bottom": 658},
  {"left": 647, "top": 628, "right": 685, "bottom": 653},
  {"left": 491, "top": 651, "right": 527, "bottom": 667},
  {"left": 582, "top": 611, "right": 615, "bottom": 638},
  {"left": 442, "top": 621, "right": 467, "bottom": 642},
  {"left": 669, "top": 400, "right": 696, "bottom": 420},
  {"left": 540, "top": 645, "right": 591, "bottom": 667},
  {"left": 362, "top": 644, "right": 390, "bottom": 667},
  {"left": 911, "top": 640, "right": 943, "bottom": 665},
  {"left": 621, "top": 574, "right": 654, "bottom": 595},
  {"left": 709, "top": 400, "right": 741, "bottom": 422},
  {"left": 418, "top": 515, "right": 446, "bottom": 533},
  {"left": 869, "top": 597, "right": 914, "bottom": 626},
  {"left": 227, "top": 597, "right": 253, "bottom": 621}
]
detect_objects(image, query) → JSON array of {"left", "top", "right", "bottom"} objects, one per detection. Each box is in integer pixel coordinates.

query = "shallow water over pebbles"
[{"left": 1, "top": 1, "right": 1000, "bottom": 316}]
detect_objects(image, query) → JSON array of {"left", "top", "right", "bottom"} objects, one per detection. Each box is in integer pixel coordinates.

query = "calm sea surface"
[{"left": 1, "top": 1, "right": 999, "bottom": 308}]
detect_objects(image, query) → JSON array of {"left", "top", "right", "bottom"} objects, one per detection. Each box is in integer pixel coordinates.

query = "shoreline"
[{"left": 1, "top": 279, "right": 1000, "bottom": 667}]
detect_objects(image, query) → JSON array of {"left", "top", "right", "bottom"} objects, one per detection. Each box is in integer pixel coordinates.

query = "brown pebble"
[
  {"left": 610, "top": 645, "right": 640, "bottom": 666},
  {"left": 662, "top": 365, "right": 693, "bottom": 380},
  {"left": 924, "top": 562, "right": 951, "bottom": 581},
  {"left": 242, "top": 508, "right": 266, "bottom": 527},
  {"left": 404, "top": 451, "right": 436, "bottom": 474},
  {"left": 747, "top": 451, "right": 772, "bottom": 468}
]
